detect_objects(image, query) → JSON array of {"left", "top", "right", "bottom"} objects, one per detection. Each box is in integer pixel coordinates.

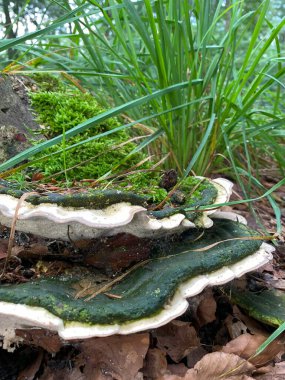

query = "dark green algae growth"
[
  {"left": 0, "top": 181, "right": 147, "bottom": 209},
  {"left": 0, "top": 220, "right": 262, "bottom": 325},
  {"left": 226, "top": 287, "right": 285, "bottom": 327}
]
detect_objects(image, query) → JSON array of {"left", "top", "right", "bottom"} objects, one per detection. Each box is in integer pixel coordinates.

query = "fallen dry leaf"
[
  {"left": 189, "top": 352, "right": 255, "bottom": 379},
  {"left": 255, "top": 361, "right": 285, "bottom": 379},
  {"left": 224, "top": 315, "right": 248, "bottom": 340},
  {"left": 160, "top": 375, "right": 254, "bottom": 380},
  {"left": 31, "top": 172, "right": 44, "bottom": 181},
  {"left": 186, "top": 347, "right": 208, "bottom": 368},
  {"left": 159, "top": 352, "right": 255, "bottom": 379},
  {"left": 254, "top": 365, "right": 275, "bottom": 375},
  {"left": 79, "top": 333, "right": 149, "bottom": 380},
  {"left": 167, "top": 363, "right": 188, "bottom": 377},
  {"left": 225, "top": 305, "right": 265, "bottom": 338},
  {"left": 143, "top": 348, "right": 168, "bottom": 379},
  {"left": 196, "top": 289, "right": 217, "bottom": 326},
  {"left": 16, "top": 329, "right": 62, "bottom": 353},
  {"left": 271, "top": 279, "right": 285, "bottom": 290},
  {"left": 222, "top": 333, "right": 284, "bottom": 366},
  {"left": 40, "top": 367, "right": 86, "bottom": 380},
  {"left": 13, "top": 243, "right": 49, "bottom": 259},
  {"left": 158, "top": 375, "right": 187, "bottom": 380},
  {"left": 155, "top": 320, "right": 199, "bottom": 362},
  {"left": 82, "top": 233, "right": 151, "bottom": 273}
]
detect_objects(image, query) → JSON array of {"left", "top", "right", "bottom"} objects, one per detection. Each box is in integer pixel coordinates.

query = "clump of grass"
[{"left": 1, "top": 1, "right": 284, "bottom": 177}]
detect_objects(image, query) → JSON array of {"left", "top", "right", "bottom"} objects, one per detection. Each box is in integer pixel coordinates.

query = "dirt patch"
[{"left": 0, "top": 75, "right": 42, "bottom": 162}]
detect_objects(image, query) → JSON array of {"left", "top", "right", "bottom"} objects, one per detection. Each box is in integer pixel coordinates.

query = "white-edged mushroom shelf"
[{"left": 0, "top": 176, "right": 274, "bottom": 347}]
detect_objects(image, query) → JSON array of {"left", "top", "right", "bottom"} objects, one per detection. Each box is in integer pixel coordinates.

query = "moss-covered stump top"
[
  {"left": 0, "top": 220, "right": 273, "bottom": 339},
  {"left": 0, "top": 76, "right": 229, "bottom": 236}
]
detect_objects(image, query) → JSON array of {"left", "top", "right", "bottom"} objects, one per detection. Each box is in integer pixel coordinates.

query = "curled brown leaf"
[{"left": 222, "top": 333, "right": 284, "bottom": 366}]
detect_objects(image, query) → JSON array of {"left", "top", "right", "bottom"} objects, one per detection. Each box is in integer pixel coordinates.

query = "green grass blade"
[
  {"left": 253, "top": 322, "right": 285, "bottom": 358},
  {"left": 183, "top": 113, "right": 216, "bottom": 177}
]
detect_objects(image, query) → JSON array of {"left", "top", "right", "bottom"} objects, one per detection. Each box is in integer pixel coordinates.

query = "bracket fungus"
[
  {"left": 0, "top": 177, "right": 232, "bottom": 240},
  {"left": 0, "top": 219, "right": 274, "bottom": 343}
]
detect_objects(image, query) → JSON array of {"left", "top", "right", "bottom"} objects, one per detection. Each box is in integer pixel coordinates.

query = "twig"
[
  {"left": 83, "top": 234, "right": 275, "bottom": 301},
  {"left": 84, "top": 259, "right": 151, "bottom": 301},
  {"left": 0, "top": 192, "right": 38, "bottom": 278}
]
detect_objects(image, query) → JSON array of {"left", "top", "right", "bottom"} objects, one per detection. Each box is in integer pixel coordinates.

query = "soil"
[{"left": 0, "top": 75, "right": 43, "bottom": 162}]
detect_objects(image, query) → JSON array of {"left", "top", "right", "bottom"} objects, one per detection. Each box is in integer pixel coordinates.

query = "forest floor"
[{"left": 0, "top": 174, "right": 284, "bottom": 380}]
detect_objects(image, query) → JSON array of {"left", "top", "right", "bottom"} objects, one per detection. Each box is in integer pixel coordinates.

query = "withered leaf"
[
  {"left": 155, "top": 320, "right": 200, "bottom": 362},
  {"left": 79, "top": 333, "right": 149, "bottom": 380},
  {"left": 167, "top": 363, "right": 188, "bottom": 377},
  {"left": 159, "top": 352, "right": 255, "bottom": 380},
  {"left": 14, "top": 243, "right": 49, "bottom": 259},
  {"left": 229, "top": 305, "right": 266, "bottom": 336},
  {"left": 0, "top": 239, "right": 8, "bottom": 259},
  {"left": 222, "top": 332, "right": 284, "bottom": 366},
  {"left": 40, "top": 367, "right": 86, "bottom": 380},
  {"left": 16, "top": 329, "right": 62, "bottom": 353},
  {"left": 256, "top": 361, "right": 285, "bottom": 379},
  {"left": 196, "top": 289, "right": 217, "bottom": 326},
  {"left": 143, "top": 348, "right": 168, "bottom": 378}
]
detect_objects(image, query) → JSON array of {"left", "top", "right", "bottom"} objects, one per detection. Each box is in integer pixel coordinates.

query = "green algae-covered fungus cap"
[
  {"left": 0, "top": 220, "right": 273, "bottom": 341},
  {"left": 0, "top": 177, "right": 232, "bottom": 241},
  {"left": 226, "top": 287, "right": 285, "bottom": 328}
]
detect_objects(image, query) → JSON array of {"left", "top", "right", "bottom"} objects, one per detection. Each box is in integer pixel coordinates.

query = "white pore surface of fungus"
[
  {"left": 0, "top": 178, "right": 233, "bottom": 241},
  {"left": 0, "top": 242, "right": 274, "bottom": 343}
]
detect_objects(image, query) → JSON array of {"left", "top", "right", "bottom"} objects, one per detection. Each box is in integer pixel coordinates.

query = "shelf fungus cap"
[
  {"left": 0, "top": 177, "right": 233, "bottom": 240},
  {"left": 193, "top": 177, "right": 234, "bottom": 228},
  {"left": 0, "top": 220, "right": 274, "bottom": 345}
]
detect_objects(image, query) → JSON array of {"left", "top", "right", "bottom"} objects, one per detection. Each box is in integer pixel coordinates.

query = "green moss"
[
  {"left": 30, "top": 73, "right": 65, "bottom": 93},
  {"left": 28, "top": 89, "right": 146, "bottom": 181},
  {"left": 180, "top": 176, "right": 212, "bottom": 201},
  {"left": 107, "top": 171, "right": 168, "bottom": 203},
  {"left": 0, "top": 179, "right": 148, "bottom": 208},
  {"left": 180, "top": 176, "right": 218, "bottom": 222},
  {"left": 30, "top": 91, "right": 112, "bottom": 136},
  {"left": 99, "top": 173, "right": 217, "bottom": 206}
]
